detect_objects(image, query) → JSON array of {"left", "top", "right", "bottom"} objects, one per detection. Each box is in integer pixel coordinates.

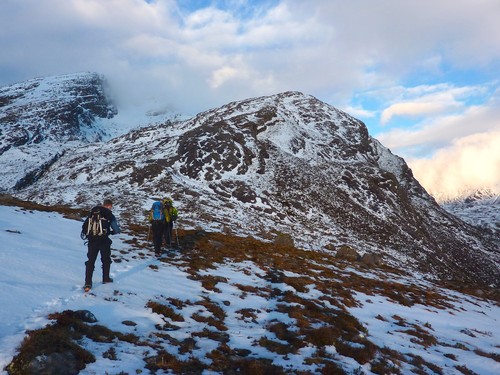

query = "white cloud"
[
  {"left": 378, "top": 90, "right": 500, "bottom": 199},
  {"left": 343, "top": 106, "right": 376, "bottom": 119},
  {"left": 408, "top": 131, "right": 500, "bottom": 200},
  {"left": 208, "top": 65, "right": 240, "bottom": 88},
  {"left": 377, "top": 95, "right": 500, "bottom": 153},
  {"left": 380, "top": 84, "right": 484, "bottom": 124},
  {"left": 381, "top": 101, "right": 456, "bottom": 125}
]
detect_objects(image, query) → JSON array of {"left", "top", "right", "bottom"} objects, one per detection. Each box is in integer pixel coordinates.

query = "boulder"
[
  {"left": 360, "top": 253, "right": 383, "bottom": 267},
  {"left": 335, "top": 245, "right": 360, "bottom": 261}
]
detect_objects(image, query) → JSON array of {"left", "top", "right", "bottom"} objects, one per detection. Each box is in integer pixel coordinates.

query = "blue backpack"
[{"left": 151, "top": 201, "right": 165, "bottom": 221}]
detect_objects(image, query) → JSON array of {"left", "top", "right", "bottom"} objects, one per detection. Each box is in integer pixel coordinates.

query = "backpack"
[
  {"left": 82, "top": 207, "right": 110, "bottom": 239},
  {"left": 151, "top": 201, "right": 165, "bottom": 221}
]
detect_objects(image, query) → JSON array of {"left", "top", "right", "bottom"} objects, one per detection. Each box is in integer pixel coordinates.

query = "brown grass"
[
  {"left": 397, "top": 326, "right": 437, "bottom": 348},
  {"left": 5, "top": 309, "right": 145, "bottom": 374},
  {"left": 145, "top": 350, "right": 205, "bottom": 373},
  {"left": 455, "top": 364, "right": 480, "bottom": 375},
  {"left": 236, "top": 308, "right": 259, "bottom": 323},
  {"left": 146, "top": 301, "right": 185, "bottom": 322},
  {"left": 195, "top": 298, "right": 227, "bottom": 322},
  {"left": 5, "top": 324, "right": 95, "bottom": 374},
  {"left": 258, "top": 337, "right": 294, "bottom": 355},
  {"left": 0, "top": 194, "right": 87, "bottom": 220},
  {"left": 370, "top": 358, "right": 402, "bottom": 374},
  {"left": 473, "top": 348, "right": 500, "bottom": 362},
  {"left": 191, "top": 313, "right": 227, "bottom": 331},
  {"left": 408, "top": 354, "right": 443, "bottom": 375}
]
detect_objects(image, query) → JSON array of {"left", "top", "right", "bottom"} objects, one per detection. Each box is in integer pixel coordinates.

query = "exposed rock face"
[
  {"left": 0, "top": 72, "right": 116, "bottom": 191},
  {"left": 9, "top": 89, "right": 499, "bottom": 287}
]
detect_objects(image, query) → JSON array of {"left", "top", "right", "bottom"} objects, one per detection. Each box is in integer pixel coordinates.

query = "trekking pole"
[{"left": 147, "top": 224, "right": 151, "bottom": 242}]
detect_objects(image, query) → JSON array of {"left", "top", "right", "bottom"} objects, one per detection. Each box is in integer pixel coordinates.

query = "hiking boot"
[
  {"left": 103, "top": 278, "right": 113, "bottom": 284},
  {"left": 84, "top": 284, "right": 92, "bottom": 292}
]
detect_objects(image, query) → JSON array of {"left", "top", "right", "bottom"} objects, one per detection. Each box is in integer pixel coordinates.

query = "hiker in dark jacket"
[
  {"left": 148, "top": 201, "right": 165, "bottom": 257},
  {"left": 82, "top": 199, "right": 121, "bottom": 292}
]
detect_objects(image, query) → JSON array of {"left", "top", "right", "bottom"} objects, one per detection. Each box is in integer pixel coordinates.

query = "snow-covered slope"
[
  {"left": 1, "top": 203, "right": 499, "bottom": 374},
  {"left": 11, "top": 91, "right": 499, "bottom": 287}
]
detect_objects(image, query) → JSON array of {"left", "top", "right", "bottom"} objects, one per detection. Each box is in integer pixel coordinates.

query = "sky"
[
  {"left": 0, "top": 0, "right": 499, "bottom": 198},
  {"left": 1, "top": 205, "right": 499, "bottom": 374}
]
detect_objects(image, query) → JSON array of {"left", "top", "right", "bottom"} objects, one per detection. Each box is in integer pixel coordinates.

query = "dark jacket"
[{"left": 82, "top": 206, "right": 121, "bottom": 239}]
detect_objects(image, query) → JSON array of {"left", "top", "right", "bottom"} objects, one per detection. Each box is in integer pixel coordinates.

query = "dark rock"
[
  {"left": 26, "top": 351, "right": 80, "bottom": 375},
  {"left": 122, "top": 320, "right": 137, "bottom": 326},
  {"left": 73, "top": 310, "right": 98, "bottom": 323}
]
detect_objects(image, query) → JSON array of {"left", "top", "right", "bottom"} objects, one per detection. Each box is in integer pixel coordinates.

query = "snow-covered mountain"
[
  {"left": 4, "top": 81, "right": 497, "bottom": 288},
  {"left": 441, "top": 189, "right": 499, "bottom": 234},
  {"left": 0, "top": 72, "right": 117, "bottom": 191},
  {"left": 0, "top": 72, "right": 182, "bottom": 192}
]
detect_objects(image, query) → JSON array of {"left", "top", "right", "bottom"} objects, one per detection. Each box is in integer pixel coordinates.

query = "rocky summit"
[{"left": 5, "top": 80, "right": 499, "bottom": 287}]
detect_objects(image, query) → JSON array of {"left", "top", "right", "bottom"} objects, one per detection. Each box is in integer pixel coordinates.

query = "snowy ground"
[{"left": 0, "top": 205, "right": 499, "bottom": 374}]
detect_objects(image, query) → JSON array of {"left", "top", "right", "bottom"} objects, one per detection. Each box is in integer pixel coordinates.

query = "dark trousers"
[
  {"left": 151, "top": 221, "right": 165, "bottom": 254},
  {"left": 164, "top": 221, "right": 174, "bottom": 247},
  {"left": 85, "top": 237, "right": 112, "bottom": 285}
]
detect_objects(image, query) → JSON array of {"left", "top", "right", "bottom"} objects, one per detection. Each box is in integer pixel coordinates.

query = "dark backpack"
[
  {"left": 151, "top": 201, "right": 165, "bottom": 221},
  {"left": 82, "top": 206, "right": 110, "bottom": 239}
]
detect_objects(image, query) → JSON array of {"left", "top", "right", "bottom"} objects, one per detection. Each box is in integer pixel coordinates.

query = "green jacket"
[{"left": 163, "top": 205, "right": 178, "bottom": 223}]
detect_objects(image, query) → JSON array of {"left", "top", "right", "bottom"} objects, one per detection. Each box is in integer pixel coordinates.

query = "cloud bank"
[
  {"left": 377, "top": 86, "right": 500, "bottom": 199},
  {"left": 408, "top": 131, "right": 500, "bottom": 201},
  {"left": 2, "top": 0, "right": 499, "bottom": 113}
]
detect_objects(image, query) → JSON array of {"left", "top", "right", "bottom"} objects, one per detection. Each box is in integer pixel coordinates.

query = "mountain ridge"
[{"left": 2, "top": 77, "right": 496, "bottom": 287}]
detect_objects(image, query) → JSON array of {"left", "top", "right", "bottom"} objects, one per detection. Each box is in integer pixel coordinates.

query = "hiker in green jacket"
[{"left": 163, "top": 198, "right": 178, "bottom": 248}]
